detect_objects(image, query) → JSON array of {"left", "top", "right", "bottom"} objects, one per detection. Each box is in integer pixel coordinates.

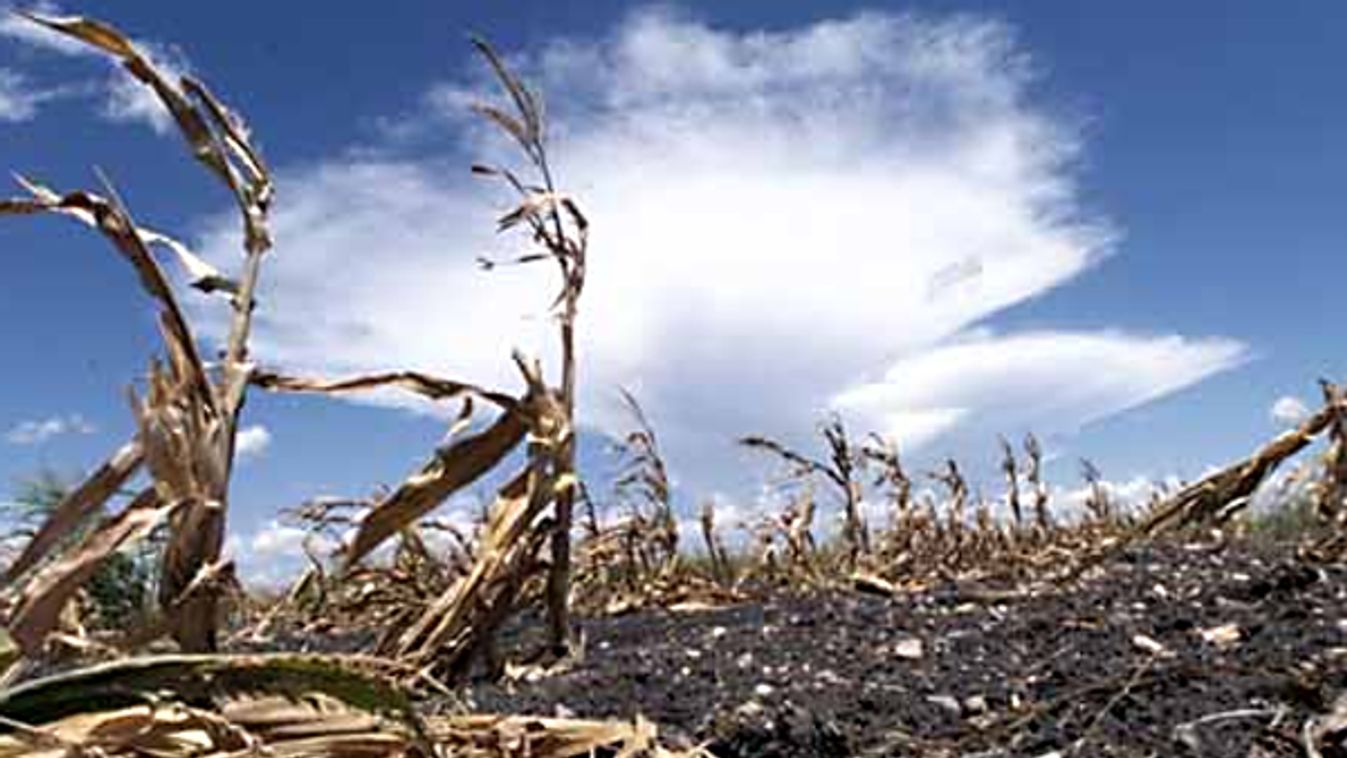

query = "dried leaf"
[
  {"left": 139, "top": 227, "right": 238, "bottom": 294},
  {"left": 346, "top": 406, "right": 528, "bottom": 567},
  {"left": 0, "top": 654, "right": 429, "bottom": 756},
  {"left": 9, "top": 488, "right": 177, "bottom": 655},
  {"left": 21, "top": 12, "right": 272, "bottom": 252},
  {"left": 251, "top": 369, "right": 517, "bottom": 411},
  {"left": 4, "top": 439, "right": 143, "bottom": 582}
]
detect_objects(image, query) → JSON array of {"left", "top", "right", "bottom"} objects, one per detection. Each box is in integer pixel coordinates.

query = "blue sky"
[{"left": 1, "top": 1, "right": 1343, "bottom": 582}]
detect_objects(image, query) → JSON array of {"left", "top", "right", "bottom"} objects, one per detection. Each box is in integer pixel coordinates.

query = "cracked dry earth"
[{"left": 469, "top": 542, "right": 1347, "bottom": 757}]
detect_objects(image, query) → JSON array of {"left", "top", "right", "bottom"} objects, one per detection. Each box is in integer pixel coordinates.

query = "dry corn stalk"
[
  {"left": 394, "top": 356, "right": 569, "bottom": 676},
  {"left": 468, "top": 37, "right": 590, "bottom": 652},
  {"left": 611, "top": 389, "right": 679, "bottom": 571},
  {"left": 1139, "top": 395, "right": 1346, "bottom": 538},
  {"left": 1316, "top": 380, "right": 1347, "bottom": 521},
  {"left": 741, "top": 414, "right": 868, "bottom": 566},
  {"left": 1080, "top": 458, "right": 1112, "bottom": 523},
  {"left": 998, "top": 435, "right": 1024, "bottom": 532},
  {"left": 0, "top": 12, "right": 273, "bottom": 654},
  {"left": 699, "top": 502, "right": 732, "bottom": 586},
  {"left": 1024, "top": 433, "right": 1052, "bottom": 532}
]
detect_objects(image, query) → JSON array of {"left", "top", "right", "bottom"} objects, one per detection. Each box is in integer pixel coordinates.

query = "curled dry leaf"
[
  {"left": 138, "top": 227, "right": 238, "bottom": 294},
  {"left": 2, "top": 439, "right": 143, "bottom": 583},
  {"left": 0, "top": 654, "right": 431, "bottom": 757},
  {"left": 251, "top": 369, "right": 518, "bottom": 412},
  {"left": 8, "top": 488, "right": 177, "bottom": 655},
  {"left": 21, "top": 12, "right": 272, "bottom": 253},
  {"left": 346, "top": 406, "right": 529, "bottom": 568}
]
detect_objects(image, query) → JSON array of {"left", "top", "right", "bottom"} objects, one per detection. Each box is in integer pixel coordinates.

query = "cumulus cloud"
[
  {"left": 1270, "top": 395, "right": 1310, "bottom": 427},
  {"left": 193, "top": 7, "right": 1245, "bottom": 499},
  {"left": 834, "top": 330, "right": 1247, "bottom": 451},
  {"left": 0, "top": 2, "right": 185, "bottom": 132},
  {"left": 234, "top": 424, "right": 272, "bottom": 460},
  {"left": 4, "top": 413, "right": 95, "bottom": 445}
]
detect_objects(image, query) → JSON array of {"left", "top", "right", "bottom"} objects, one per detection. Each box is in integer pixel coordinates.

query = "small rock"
[
  {"left": 893, "top": 637, "right": 925, "bottom": 660},
  {"left": 736, "top": 700, "right": 765, "bottom": 718},
  {"left": 927, "top": 695, "right": 961, "bottom": 715},
  {"left": 754, "top": 683, "right": 775, "bottom": 697},
  {"left": 963, "top": 695, "right": 988, "bottom": 714},
  {"left": 1132, "top": 633, "right": 1169, "bottom": 656},
  {"left": 1197, "top": 623, "right": 1241, "bottom": 647}
]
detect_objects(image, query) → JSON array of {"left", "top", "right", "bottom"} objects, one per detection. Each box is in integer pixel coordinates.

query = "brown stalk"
[
  {"left": 998, "top": 435, "right": 1023, "bottom": 532},
  {"left": 699, "top": 502, "right": 731, "bottom": 586},
  {"left": 469, "top": 38, "right": 589, "bottom": 653},
  {"left": 1024, "top": 433, "right": 1052, "bottom": 532},
  {"left": 1080, "top": 458, "right": 1111, "bottom": 522},
  {"left": 2, "top": 13, "right": 274, "bottom": 653},
  {"left": 611, "top": 389, "right": 678, "bottom": 571},
  {"left": 741, "top": 414, "right": 868, "bottom": 566}
]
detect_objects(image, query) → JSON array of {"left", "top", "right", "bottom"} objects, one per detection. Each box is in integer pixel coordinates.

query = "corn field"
[{"left": 1, "top": 9, "right": 1346, "bottom": 758}]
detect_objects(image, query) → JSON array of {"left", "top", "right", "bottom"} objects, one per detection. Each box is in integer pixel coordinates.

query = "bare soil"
[{"left": 467, "top": 541, "right": 1347, "bottom": 757}]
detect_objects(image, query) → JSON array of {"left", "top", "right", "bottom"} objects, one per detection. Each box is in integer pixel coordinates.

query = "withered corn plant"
[
  {"left": 0, "top": 12, "right": 272, "bottom": 654},
  {"left": 741, "top": 413, "right": 869, "bottom": 566},
  {"left": 1024, "top": 432, "right": 1052, "bottom": 533},
  {"left": 468, "top": 39, "right": 589, "bottom": 652},
  {"left": 928, "top": 459, "right": 968, "bottom": 551},
  {"left": 1080, "top": 458, "right": 1112, "bottom": 523},
  {"left": 699, "top": 501, "right": 732, "bottom": 586},
  {"left": 609, "top": 389, "right": 679, "bottom": 573},
  {"left": 244, "top": 38, "right": 589, "bottom": 669},
  {"left": 998, "top": 435, "right": 1024, "bottom": 532}
]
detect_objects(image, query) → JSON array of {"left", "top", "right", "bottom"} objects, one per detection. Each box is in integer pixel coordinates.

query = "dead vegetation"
[{"left": 1, "top": 8, "right": 1346, "bottom": 758}]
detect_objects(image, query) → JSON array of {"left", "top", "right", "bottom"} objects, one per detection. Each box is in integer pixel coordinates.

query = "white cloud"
[
  {"left": 833, "top": 330, "right": 1247, "bottom": 451},
  {"left": 0, "top": 2, "right": 185, "bottom": 132},
  {"left": 0, "top": 68, "right": 45, "bottom": 121},
  {"left": 4, "top": 413, "right": 95, "bottom": 445},
  {"left": 1052, "top": 474, "right": 1172, "bottom": 521},
  {"left": 225, "top": 519, "right": 330, "bottom": 587},
  {"left": 193, "top": 8, "right": 1245, "bottom": 499},
  {"left": 1270, "top": 394, "right": 1310, "bottom": 427},
  {"left": 234, "top": 424, "right": 272, "bottom": 460}
]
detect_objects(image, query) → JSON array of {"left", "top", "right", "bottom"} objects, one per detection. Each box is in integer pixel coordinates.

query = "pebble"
[
  {"left": 892, "top": 637, "right": 924, "bottom": 659},
  {"left": 927, "top": 695, "right": 961, "bottom": 715}
]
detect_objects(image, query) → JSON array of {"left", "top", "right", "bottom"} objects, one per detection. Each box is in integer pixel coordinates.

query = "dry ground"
[{"left": 466, "top": 541, "right": 1347, "bottom": 757}]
